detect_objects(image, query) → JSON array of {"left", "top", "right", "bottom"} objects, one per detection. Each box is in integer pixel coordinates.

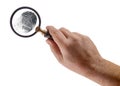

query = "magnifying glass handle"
[
  {"left": 36, "top": 26, "right": 52, "bottom": 39},
  {"left": 44, "top": 31, "right": 52, "bottom": 39}
]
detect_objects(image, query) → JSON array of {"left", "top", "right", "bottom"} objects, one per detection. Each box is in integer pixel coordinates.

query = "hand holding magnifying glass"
[{"left": 10, "top": 6, "right": 52, "bottom": 38}]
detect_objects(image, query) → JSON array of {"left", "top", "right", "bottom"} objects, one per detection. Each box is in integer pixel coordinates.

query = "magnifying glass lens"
[
  {"left": 10, "top": 6, "right": 52, "bottom": 38},
  {"left": 10, "top": 7, "right": 41, "bottom": 37}
]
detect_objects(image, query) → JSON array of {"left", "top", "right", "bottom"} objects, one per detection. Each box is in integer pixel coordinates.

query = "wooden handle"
[{"left": 35, "top": 26, "right": 52, "bottom": 39}]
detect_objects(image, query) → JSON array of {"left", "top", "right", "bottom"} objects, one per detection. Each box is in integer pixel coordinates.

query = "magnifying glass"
[{"left": 10, "top": 6, "right": 51, "bottom": 38}]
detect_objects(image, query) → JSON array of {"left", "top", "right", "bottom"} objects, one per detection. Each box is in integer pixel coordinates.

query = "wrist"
[{"left": 86, "top": 58, "right": 120, "bottom": 86}]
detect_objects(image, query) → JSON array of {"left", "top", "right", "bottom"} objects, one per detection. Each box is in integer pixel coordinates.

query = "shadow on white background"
[{"left": 0, "top": 0, "right": 120, "bottom": 86}]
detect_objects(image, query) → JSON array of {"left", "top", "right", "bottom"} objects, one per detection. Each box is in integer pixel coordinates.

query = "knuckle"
[
  {"left": 51, "top": 30, "right": 59, "bottom": 35},
  {"left": 59, "top": 27, "right": 66, "bottom": 31},
  {"left": 83, "top": 35, "right": 89, "bottom": 39},
  {"left": 72, "top": 32, "right": 82, "bottom": 36}
]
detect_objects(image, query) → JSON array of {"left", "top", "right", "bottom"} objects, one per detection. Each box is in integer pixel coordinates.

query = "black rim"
[{"left": 10, "top": 6, "right": 41, "bottom": 37}]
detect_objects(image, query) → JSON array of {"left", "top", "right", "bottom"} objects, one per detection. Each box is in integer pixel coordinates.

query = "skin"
[{"left": 46, "top": 26, "right": 120, "bottom": 86}]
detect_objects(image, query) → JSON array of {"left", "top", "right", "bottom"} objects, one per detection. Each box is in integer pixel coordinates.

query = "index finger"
[{"left": 46, "top": 26, "right": 66, "bottom": 48}]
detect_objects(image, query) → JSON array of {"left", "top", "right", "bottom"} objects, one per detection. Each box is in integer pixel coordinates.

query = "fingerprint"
[{"left": 21, "top": 11, "right": 37, "bottom": 33}]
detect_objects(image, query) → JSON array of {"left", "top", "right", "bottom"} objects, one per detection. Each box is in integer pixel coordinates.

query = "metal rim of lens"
[{"left": 10, "top": 6, "right": 41, "bottom": 37}]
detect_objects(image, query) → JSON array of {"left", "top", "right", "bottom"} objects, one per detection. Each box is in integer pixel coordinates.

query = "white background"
[{"left": 0, "top": 0, "right": 120, "bottom": 86}]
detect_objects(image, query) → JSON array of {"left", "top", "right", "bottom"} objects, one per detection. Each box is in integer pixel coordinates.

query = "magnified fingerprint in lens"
[{"left": 21, "top": 11, "right": 37, "bottom": 33}]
